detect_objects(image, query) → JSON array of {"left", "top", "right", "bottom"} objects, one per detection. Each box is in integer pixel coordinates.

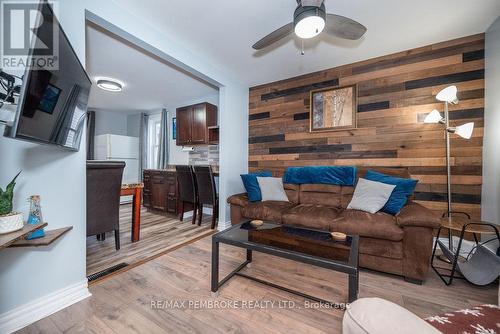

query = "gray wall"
[
  {"left": 127, "top": 114, "right": 141, "bottom": 137},
  {"left": 93, "top": 109, "right": 129, "bottom": 136},
  {"left": 483, "top": 16, "right": 500, "bottom": 227}
]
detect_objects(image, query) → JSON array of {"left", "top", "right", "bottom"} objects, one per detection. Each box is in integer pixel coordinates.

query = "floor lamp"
[{"left": 424, "top": 85, "right": 474, "bottom": 253}]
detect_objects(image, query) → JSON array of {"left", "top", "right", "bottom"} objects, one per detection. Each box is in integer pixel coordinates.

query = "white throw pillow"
[
  {"left": 257, "top": 177, "right": 289, "bottom": 202},
  {"left": 347, "top": 178, "right": 395, "bottom": 214}
]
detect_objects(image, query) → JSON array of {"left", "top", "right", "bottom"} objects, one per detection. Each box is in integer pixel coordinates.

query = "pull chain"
[{"left": 301, "top": 40, "right": 305, "bottom": 56}]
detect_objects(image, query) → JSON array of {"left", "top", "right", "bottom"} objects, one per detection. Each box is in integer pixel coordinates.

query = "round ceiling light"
[
  {"left": 294, "top": 4, "right": 326, "bottom": 39},
  {"left": 97, "top": 79, "right": 123, "bottom": 92}
]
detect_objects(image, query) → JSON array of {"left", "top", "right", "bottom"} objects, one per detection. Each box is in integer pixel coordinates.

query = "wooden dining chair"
[
  {"left": 193, "top": 165, "right": 218, "bottom": 229},
  {"left": 175, "top": 165, "right": 198, "bottom": 225},
  {"left": 86, "top": 161, "right": 125, "bottom": 250}
]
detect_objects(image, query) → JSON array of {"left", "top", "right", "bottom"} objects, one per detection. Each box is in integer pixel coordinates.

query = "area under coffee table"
[{"left": 211, "top": 221, "right": 359, "bottom": 304}]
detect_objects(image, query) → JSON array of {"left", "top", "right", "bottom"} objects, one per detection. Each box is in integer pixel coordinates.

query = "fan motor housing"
[{"left": 293, "top": 3, "right": 326, "bottom": 28}]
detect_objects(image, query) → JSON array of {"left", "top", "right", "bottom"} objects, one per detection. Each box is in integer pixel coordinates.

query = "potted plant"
[{"left": 0, "top": 171, "right": 23, "bottom": 234}]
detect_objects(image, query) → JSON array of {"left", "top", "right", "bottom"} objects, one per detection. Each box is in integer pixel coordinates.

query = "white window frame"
[{"left": 147, "top": 113, "right": 162, "bottom": 169}]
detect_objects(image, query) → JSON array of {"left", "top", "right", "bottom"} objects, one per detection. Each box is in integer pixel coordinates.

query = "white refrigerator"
[{"left": 94, "top": 134, "right": 140, "bottom": 195}]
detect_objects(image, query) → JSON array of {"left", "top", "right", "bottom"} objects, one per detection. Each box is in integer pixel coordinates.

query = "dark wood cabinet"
[
  {"left": 176, "top": 102, "right": 217, "bottom": 145},
  {"left": 143, "top": 170, "right": 180, "bottom": 214}
]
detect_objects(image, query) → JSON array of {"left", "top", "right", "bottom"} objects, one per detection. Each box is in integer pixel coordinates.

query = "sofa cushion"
[
  {"left": 332, "top": 209, "right": 404, "bottom": 241},
  {"left": 282, "top": 204, "right": 341, "bottom": 230},
  {"left": 299, "top": 184, "right": 342, "bottom": 208},
  {"left": 241, "top": 201, "right": 296, "bottom": 223},
  {"left": 284, "top": 183, "right": 300, "bottom": 204}
]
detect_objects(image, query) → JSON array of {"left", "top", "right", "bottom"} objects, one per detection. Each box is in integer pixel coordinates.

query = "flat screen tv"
[{"left": 3, "top": 1, "right": 92, "bottom": 151}]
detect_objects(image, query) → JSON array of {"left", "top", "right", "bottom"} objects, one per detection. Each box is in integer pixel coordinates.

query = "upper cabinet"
[{"left": 176, "top": 102, "right": 218, "bottom": 146}]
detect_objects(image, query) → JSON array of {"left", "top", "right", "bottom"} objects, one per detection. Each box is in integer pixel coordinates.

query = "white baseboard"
[{"left": 0, "top": 279, "right": 91, "bottom": 334}]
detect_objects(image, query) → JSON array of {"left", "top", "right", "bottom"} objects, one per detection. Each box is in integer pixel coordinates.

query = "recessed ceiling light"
[{"left": 96, "top": 79, "right": 123, "bottom": 92}]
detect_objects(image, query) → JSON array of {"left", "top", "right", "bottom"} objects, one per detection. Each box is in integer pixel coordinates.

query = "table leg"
[
  {"left": 246, "top": 249, "right": 253, "bottom": 268},
  {"left": 211, "top": 240, "right": 219, "bottom": 294},
  {"left": 131, "top": 188, "right": 142, "bottom": 242},
  {"left": 348, "top": 270, "right": 359, "bottom": 303}
]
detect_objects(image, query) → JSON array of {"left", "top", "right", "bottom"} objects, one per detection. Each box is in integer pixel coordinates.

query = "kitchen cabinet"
[
  {"left": 143, "top": 170, "right": 180, "bottom": 214},
  {"left": 176, "top": 102, "right": 217, "bottom": 145}
]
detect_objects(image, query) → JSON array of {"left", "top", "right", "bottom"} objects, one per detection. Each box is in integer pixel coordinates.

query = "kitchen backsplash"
[{"left": 188, "top": 145, "right": 219, "bottom": 166}]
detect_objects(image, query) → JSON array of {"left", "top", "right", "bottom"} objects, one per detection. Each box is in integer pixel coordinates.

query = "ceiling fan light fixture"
[
  {"left": 294, "top": 5, "right": 326, "bottom": 39},
  {"left": 294, "top": 15, "right": 325, "bottom": 39}
]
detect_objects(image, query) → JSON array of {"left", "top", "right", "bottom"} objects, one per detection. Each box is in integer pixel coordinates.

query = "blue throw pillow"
[
  {"left": 365, "top": 170, "right": 418, "bottom": 215},
  {"left": 240, "top": 171, "right": 272, "bottom": 202}
]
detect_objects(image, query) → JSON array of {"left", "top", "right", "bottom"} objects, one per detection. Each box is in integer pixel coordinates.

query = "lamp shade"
[
  {"left": 454, "top": 122, "right": 474, "bottom": 139},
  {"left": 436, "top": 85, "right": 458, "bottom": 104},
  {"left": 424, "top": 109, "right": 443, "bottom": 124}
]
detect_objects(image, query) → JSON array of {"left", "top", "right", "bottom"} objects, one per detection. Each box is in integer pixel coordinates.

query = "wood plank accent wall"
[{"left": 248, "top": 34, "right": 485, "bottom": 219}]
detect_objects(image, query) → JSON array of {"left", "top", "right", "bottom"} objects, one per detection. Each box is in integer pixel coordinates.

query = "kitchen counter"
[{"left": 146, "top": 165, "right": 219, "bottom": 175}]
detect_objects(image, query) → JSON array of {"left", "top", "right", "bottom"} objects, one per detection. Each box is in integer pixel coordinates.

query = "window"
[{"left": 147, "top": 114, "right": 162, "bottom": 169}]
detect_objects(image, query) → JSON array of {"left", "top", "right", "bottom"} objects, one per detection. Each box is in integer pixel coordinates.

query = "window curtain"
[
  {"left": 139, "top": 113, "right": 149, "bottom": 181},
  {"left": 86, "top": 110, "right": 96, "bottom": 160},
  {"left": 156, "top": 108, "right": 169, "bottom": 169}
]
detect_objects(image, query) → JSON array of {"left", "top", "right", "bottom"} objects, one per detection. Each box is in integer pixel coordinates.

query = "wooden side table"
[
  {"left": 431, "top": 214, "right": 500, "bottom": 285},
  {"left": 121, "top": 183, "right": 144, "bottom": 242}
]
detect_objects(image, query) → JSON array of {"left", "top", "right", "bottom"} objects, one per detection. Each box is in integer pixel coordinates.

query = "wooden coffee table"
[{"left": 211, "top": 221, "right": 359, "bottom": 303}]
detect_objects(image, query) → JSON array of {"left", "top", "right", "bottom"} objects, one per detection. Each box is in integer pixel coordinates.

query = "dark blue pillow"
[
  {"left": 365, "top": 170, "right": 418, "bottom": 215},
  {"left": 240, "top": 171, "right": 272, "bottom": 202}
]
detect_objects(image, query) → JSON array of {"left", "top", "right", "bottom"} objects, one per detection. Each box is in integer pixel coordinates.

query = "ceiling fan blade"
[
  {"left": 325, "top": 14, "right": 367, "bottom": 40},
  {"left": 300, "top": 0, "right": 324, "bottom": 7},
  {"left": 252, "top": 22, "right": 294, "bottom": 50}
]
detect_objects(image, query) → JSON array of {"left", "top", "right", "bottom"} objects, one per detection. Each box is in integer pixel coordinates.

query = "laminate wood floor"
[
  {"left": 24, "top": 236, "right": 497, "bottom": 334},
  {"left": 86, "top": 204, "right": 213, "bottom": 276}
]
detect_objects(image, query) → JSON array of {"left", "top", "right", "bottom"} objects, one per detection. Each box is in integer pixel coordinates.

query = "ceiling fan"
[{"left": 252, "top": 0, "right": 367, "bottom": 50}]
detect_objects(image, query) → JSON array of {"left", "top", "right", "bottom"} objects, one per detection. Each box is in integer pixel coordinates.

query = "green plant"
[{"left": 0, "top": 171, "right": 21, "bottom": 216}]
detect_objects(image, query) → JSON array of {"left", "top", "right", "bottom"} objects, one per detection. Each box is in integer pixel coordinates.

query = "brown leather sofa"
[{"left": 227, "top": 168, "right": 440, "bottom": 283}]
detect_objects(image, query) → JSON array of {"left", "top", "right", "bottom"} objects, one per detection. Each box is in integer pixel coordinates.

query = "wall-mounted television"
[{"left": 3, "top": 1, "right": 92, "bottom": 151}]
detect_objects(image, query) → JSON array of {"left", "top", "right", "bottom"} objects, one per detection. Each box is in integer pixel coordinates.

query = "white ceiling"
[
  {"left": 85, "top": 24, "right": 218, "bottom": 113},
  {"left": 113, "top": 0, "right": 500, "bottom": 87}
]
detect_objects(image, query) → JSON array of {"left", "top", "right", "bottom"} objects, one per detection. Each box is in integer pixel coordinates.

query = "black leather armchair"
[{"left": 86, "top": 160, "right": 125, "bottom": 250}]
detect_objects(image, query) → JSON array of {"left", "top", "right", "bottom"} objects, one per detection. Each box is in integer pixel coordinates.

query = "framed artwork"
[
  {"left": 172, "top": 117, "right": 176, "bottom": 140},
  {"left": 38, "top": 84, "right": 62, "bottom": 114},
  {"left": 310, "top": 84, "right": 357, "bottom": 132}
]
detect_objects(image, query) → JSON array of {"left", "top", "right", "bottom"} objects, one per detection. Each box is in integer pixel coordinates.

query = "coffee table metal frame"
[{"left": 211, "top": 222, "right": 360, "bottom": 304}]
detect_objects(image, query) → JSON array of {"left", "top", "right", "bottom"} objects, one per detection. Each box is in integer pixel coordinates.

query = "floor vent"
[{"left": 87, "top": 262, "right": 129, "bottom": 282}]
